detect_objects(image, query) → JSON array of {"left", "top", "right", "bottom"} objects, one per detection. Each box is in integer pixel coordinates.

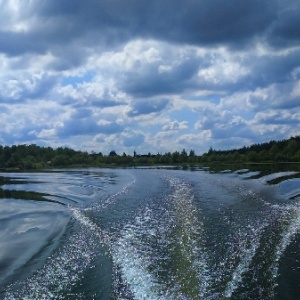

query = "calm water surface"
[{"left": 0, "top": 167, "right": 299, "bottom": 299}]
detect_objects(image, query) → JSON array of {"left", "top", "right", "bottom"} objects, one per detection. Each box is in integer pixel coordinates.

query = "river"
[{"left": 0, "top": 166, "right": 299, "bottom": 299}]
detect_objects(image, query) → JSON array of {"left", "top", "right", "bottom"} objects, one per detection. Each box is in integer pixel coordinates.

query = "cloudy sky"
[{"left": 1, "top": 0, "right": 300, "bottom": 155}]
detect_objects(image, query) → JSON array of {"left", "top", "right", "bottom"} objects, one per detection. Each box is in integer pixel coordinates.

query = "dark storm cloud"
[
  {"left": 88, "top": 91, "right": 127, "bottom": 107},
  {"left": 53, "top": 107, "right": 123, "bottom": 138},
  {"left": 127, "top": 99, "right": 169, "bottom": 117},
  {"left": 122, "top": 57, "right": 201, "bottom": 97},
  {"left": 268, "top": 1, "right": 300, "bottom": 47},
  {"left": 256, "top": 111, "right": 300, "bottom": 125},
  {"left": 0, "top": 0, "right": 287, "bottom": 59},
  {"left": 90, "top": 98, "right": 125, "bottom": 108},
  {"left": 42, "top": 0, "right": 275, "bottom": 46},
  {"left": 2, "top": 0, "right": 300, "bottom": 153},
  {"left": 48, "top": 46, "right": 90, "bottom": 71},
  {"left": 0, "top": 31, "right": 46, "bottom": 56},
  {"left": 246, "top": 49, "right": 300, "bottom": 89},
  {"left": 57, "top": 117, "right": 123, "bottom": 138}
]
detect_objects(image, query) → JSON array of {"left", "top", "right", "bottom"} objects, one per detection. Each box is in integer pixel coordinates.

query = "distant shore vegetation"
[{"left": 0, "top": 136, "right": 299, "bottom": 170}]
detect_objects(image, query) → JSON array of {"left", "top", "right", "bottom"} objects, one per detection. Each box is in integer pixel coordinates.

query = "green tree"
[
  {"left": 270, "top": 144, "right": 280, "bottom": 161},
  {"left": 22, "top": 155, "right": 36, "bottom": 169},
  {"left": 189, "top": 150, "right": 195, "bottom": 157},
  {"left": 52, "top": 154, "right": 71, "bottom": 166},
  {"left": 285, "top": 139, "right": 299, "bottom": 158},
  {"left": 247, "top": 151, "right": 258, "bottom": 162},
  {"left": 109, "top": 150, "right": 118, "bottom": 156},
  {"left": 172, "top": 151, "right": 180, "bottom": 163},
  {"left": 180, "top": 149, "right": 188, "bottom": 163}
]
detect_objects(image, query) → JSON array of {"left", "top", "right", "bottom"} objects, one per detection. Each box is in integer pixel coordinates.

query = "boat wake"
[{"left": 2, "top": 172, "right": 300, "bottom": 299}]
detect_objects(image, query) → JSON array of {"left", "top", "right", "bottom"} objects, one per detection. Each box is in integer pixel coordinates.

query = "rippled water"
[{"left": 0, "top": 166, "right": 300, "bottom": 299}]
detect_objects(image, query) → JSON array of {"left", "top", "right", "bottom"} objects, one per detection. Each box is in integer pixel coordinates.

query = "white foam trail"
[
  {"left": 271, "top": 204, "right": 300, "bottom": 280},
  {"left": 71, "top": 207, "right": 111, "bottom": 250},
  {"left": 70, "top": 208, "right": 154, "bottom": 298},
  {"left": 224, "top": 223, "right": 266, "bottom": 298},
  {"left": 112, "top": 208, "right": 173, "bottom": 300},
  {"left": 113, "top": 240, "right": 171, "bottom": 300},
  {"left": 168, "top": 177, "right": 211, "bottom": 297}
]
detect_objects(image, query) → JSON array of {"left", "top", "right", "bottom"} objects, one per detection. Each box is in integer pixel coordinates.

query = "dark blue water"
[{"left": 0, "top": 167, "right": 299, "bottom": 299}]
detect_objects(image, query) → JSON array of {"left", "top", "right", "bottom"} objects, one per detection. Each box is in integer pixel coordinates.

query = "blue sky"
[{"left": 0, "top": 0, "right": 300, "bottom": 155}]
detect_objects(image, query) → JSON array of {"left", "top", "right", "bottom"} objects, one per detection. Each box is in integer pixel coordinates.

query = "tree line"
[
  {"left": 202, "top": 136, "right": 300, "bottom": 163},
  {"left": 0, "top": 136, "right": 299, "bottom": 170}
]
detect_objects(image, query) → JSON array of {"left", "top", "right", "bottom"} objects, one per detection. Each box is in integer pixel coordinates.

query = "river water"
[{"left": 0, "top": 166, "right": 299, "bottom": 299}]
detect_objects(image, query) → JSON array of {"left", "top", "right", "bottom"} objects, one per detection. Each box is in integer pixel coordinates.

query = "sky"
[{"left": 0, "top": 0, "right": 300, "bottom": 155}]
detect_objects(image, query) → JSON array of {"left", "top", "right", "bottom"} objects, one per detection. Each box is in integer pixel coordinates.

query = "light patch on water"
[
  {"left": 259, "top": 172, "right": 298, "bottom": 184},
  {"left": 3, "top": 216, "right": 99, "bottom": 300},
  {"left": 239, "top": 171, "right": 261, "bottom": 179},
  {"left": 278, "top": 178, "right": 300, "bottom": 200}
]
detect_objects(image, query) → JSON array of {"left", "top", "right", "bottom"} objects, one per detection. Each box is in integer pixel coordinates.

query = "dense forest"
[{"left": 0, "top": 136, "right": 299, "bottom": 170}]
